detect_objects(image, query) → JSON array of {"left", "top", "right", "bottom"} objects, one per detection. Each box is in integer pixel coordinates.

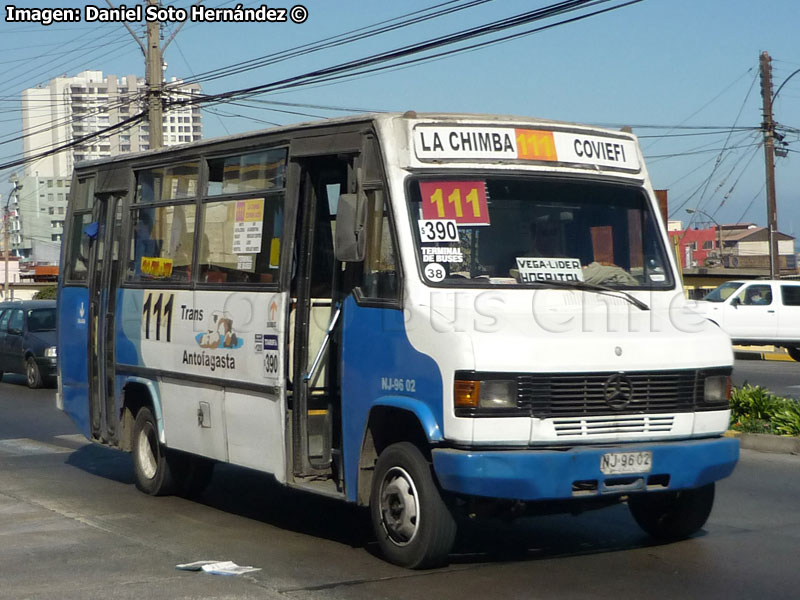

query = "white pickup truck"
[{"left": 692, "top": 279, "right": 800, "bottom": 361}]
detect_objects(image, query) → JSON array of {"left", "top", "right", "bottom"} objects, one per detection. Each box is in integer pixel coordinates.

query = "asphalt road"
[
  {"left": 1, "top": 375, "right": 799, "bottom": 600},
  {"left": 732, "top": 358, "right": 800, "bottom": 398}
]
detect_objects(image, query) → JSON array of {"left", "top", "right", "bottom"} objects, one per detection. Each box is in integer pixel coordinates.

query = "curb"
[
  {"left": 733, "top": 349, "right": 795, "bottom": 362},
  {"left": 725, "top": 430, "right": 800, "bottom": 455}
]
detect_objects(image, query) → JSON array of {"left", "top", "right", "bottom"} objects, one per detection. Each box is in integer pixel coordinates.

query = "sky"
[{"left": 0, "top": 0, "right": 798, "bottom": 237}]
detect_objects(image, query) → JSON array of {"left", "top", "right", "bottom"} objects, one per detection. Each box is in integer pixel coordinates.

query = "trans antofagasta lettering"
[
  {"left": 182, "top": 350, "right": 236, "bottom": 372},
  {"left": 419, "top": 130, "right": 515, "bottom": 154}
]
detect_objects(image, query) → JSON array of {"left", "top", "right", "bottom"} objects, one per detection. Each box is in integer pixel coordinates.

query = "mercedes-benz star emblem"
[{"left": 603, "top": 373, "right": 633, "bottom": 410}]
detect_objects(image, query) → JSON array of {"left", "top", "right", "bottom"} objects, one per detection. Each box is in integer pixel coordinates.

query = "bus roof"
[{"left": 73, "top": 112, "right": 639, "bottom": 172}]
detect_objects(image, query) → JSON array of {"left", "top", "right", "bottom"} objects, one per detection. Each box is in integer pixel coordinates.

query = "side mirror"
[
  {"left": 8, "top": 327, "right": 22, "bottom": 336},
  {"left": 335, "top": 192, "right": 367, "bottom": 262},
  {"left": 730, "top": 297, "right": 740, "bottom": 308}
]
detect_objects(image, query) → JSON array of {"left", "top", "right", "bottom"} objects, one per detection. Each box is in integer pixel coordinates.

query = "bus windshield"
[{"left": 408, "top": 176, "right": 673, "bottom": 289}]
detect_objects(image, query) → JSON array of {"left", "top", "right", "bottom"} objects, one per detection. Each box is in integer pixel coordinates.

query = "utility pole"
[
  {"left": 107, "top": 0, "right": 203, "bottom": 150},
  {"left": 146, "top": 0, "right": 164, "bottom": 149},
  {"left": 759, "top": 50, "right": 779, "bottom": 279},
  {"left": 2, "top": 193, "right": 7, "bottom": 300}
]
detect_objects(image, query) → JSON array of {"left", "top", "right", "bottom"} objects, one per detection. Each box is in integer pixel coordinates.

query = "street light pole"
[{"left": 4, "top": 182, "right": 21, "bottom": 299}]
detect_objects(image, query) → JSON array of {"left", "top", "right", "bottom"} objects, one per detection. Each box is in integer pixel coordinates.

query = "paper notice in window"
[
  {"left": 232, "top": 198, "right": 264, "bottom": 254},
  {"left": 515, "top": 257, "right": 584, "bottom": 283}
]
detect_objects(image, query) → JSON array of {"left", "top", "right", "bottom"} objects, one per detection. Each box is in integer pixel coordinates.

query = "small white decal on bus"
[
  {"left": 424, "top": 263, "right": 447, "bottom": 282},
  {"left": 422, "top": 247, "right": 463, "bottom": 263}
]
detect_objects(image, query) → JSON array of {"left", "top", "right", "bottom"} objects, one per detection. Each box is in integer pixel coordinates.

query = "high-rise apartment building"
[{"left": 10, "top": 70, "right": 202, "bottom": 261}]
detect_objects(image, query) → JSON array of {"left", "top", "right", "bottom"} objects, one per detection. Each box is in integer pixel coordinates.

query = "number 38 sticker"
[{"left": 424, "top": 263, "right": 447, "bottom": 282}]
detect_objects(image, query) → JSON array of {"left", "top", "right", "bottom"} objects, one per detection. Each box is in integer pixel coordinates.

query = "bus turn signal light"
[{"left": 454, "top": 380, "right": 480, "bottom": 408}]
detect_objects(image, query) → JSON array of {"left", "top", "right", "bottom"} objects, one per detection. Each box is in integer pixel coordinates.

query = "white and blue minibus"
[{"left": 58, "top": 112, "right": 738, "bottom": 568}]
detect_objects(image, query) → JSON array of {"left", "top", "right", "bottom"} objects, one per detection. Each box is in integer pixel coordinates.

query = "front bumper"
[
  {"left": 35, "top": 356, "right": 58, "bottom": 378},
  {"left": 432, "top": 436, "right": 739, "bottom": 501}
]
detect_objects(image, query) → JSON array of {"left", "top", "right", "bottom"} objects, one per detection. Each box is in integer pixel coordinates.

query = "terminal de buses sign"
[{"left": 413, "top": 125, "right": 640, "bottom": 171}]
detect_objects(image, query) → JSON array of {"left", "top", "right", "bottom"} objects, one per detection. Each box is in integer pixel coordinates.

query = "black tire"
[
  {"left": 0, "top": 371, "right": 4, "bottom": 382},
  {"left": 787, "top": 347, "right": 800, "bottom": 362},
  {"left": 628, "top": 483, "right": 715, "bottom": 541},
  {"left": 25, "top": 357, "right": 42, "bottom": 389},
  {"left": 132, "top": 407, "right": 177, "bottom": 496},
  {"left": 172, "top": 453, "right": 215, "bottom": 498},
  {"left": 370, "top": 442, "right": 457, "bottom": 569}
]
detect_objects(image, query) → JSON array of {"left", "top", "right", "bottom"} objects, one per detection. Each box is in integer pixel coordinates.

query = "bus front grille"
[{"left": 517, "top": 369, "right": 729, "bottom": 418}]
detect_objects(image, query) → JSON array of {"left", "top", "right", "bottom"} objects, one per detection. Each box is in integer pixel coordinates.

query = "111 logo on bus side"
[{"left": 142, "top": 292, "right": 175, "bottom": 342}]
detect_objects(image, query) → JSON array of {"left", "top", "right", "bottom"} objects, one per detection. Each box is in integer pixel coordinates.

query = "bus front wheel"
[
  {"left": 370, "top": 442, "right": 456, "bottom": 569},
  {"left": 628, "top": 483, "right": 715, "bottom": 540},
  {"left": 132, "top": 407, "right": 176, "bottom": 496}
]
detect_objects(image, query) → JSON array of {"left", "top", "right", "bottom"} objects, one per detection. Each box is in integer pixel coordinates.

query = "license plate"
[{"left": 600, "top": 451, "right": 653, "bottom": 475}]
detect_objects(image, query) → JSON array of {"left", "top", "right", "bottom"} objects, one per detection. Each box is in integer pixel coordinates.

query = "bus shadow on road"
[
  {"left": 448, "top": 506, "right": 701, "bottom": 565},
  {"left": 64, "top": 442, "right": 135, "bottom": 485},
  {"left": 197, "top": 462, "right": 375, "bottom": 549},
  {"left": 64, "top": 446, "right": 698, "bottom": 566}
]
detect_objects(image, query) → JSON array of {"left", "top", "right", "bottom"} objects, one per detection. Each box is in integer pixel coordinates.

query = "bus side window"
[
  {"left": 361, "top": 189, "right": 398, "bottom": 301},
  {"left": 197, "top": 195, "right": 284, "bottom": 285},
  {"left": 64, "top": 176, "right": 96, "bottom": 284},
  {"left": 65, "top": 213, "right": 94, "bottom": 282},
  {"left": 126, "top": 204, "right": 197, "bottom": 282}
]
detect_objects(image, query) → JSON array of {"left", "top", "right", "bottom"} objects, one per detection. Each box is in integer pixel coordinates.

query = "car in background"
[
  {"left": 691, "top": 280, "right": 800, "bottom": 361},
  {"left": 0, "top": 300, "right": 57, "bottom": 388}
]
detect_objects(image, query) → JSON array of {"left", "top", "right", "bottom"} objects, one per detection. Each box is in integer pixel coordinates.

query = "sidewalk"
[{"left": 725, "top": 430, "right": 800, "bottom": 455}]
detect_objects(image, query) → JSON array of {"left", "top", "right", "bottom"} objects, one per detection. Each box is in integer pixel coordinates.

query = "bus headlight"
[
  {"left": 44, "top": 346, "right": 57, "bottom": 358},
  {"left": 454, "top": 378, "right": 518, "bottom": 410},
  {"left": 704, "top": 375, "right": 731, "bottom": 404}
]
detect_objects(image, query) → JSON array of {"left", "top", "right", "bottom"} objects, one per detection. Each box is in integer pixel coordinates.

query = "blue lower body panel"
[{"left": 432, "top": 437, "right": 739, "bottom": 501}]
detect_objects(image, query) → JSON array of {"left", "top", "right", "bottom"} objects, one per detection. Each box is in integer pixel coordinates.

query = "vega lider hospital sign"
[{"left": 413, "top": 125, "right": 640, "bottom": 171}]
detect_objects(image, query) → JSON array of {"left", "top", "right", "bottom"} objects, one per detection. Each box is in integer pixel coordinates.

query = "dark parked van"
[{"left": 0, "top": 300, "right": 57, "bottom": 388}]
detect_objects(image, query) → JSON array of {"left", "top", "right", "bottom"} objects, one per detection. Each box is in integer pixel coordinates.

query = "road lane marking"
[
  {"left": 0, "top": 438, "right": 74, "bottom": 456},
  {"left": 54, "top": 434, "right": 91, "bottom": 445}
]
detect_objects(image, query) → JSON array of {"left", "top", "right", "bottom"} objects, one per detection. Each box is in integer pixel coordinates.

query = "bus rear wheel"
[
  {"left": 370, "top": 442, "right": 456, "bottom": 569},
  {"left": 787, "top": 347, "right": 800, "bottom": 362},
  {"left": 132, "top": 407, "right": 177, "bottom": 496},
  {"left": 628, "top": 483, "right": 715, "bottom": 541}
]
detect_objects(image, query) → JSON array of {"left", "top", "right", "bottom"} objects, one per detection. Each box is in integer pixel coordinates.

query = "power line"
[
  {"left": 641, "top": 68, "right": 756, "bottom": 152},
  {"left": 0, "top": 110, "right": 146, "bottom": 172},
  {"left": 168, "top": 0, "right": 644, "bottom": 112},
  {"left": 177, "top": 0, "right": 499, "bottom": 87}
]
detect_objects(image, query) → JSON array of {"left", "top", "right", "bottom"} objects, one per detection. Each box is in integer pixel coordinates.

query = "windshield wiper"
[{"left": 531, "top": 279, "right": 650, "bottom": 311}]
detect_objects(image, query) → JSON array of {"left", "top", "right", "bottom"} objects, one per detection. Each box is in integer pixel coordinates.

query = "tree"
[{"left": 33, "top": 286, "right": 57, "bottom": 300}]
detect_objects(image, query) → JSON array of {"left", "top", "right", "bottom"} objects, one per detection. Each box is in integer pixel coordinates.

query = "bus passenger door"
[
  {"left": 88, "top": 193, "right": 124, "bottom": 443},
  {"left": 290, "top": 156, "right": 354, "bottom": 482}
]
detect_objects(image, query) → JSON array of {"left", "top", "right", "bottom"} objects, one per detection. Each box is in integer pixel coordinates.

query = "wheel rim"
[
  {"left": 379, "top": 466, "right": 420, "bottom": 546},
  {"left": 135, "top": 421, "right": 159, "bottom": 480},
  {"left": 26, "top": 361, "right": 35, "bottom": 386}
]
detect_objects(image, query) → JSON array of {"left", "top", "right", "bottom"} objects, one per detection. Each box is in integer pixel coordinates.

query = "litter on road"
[{"left": 176, "top": 560, "right": 261, "bottom": 575}]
